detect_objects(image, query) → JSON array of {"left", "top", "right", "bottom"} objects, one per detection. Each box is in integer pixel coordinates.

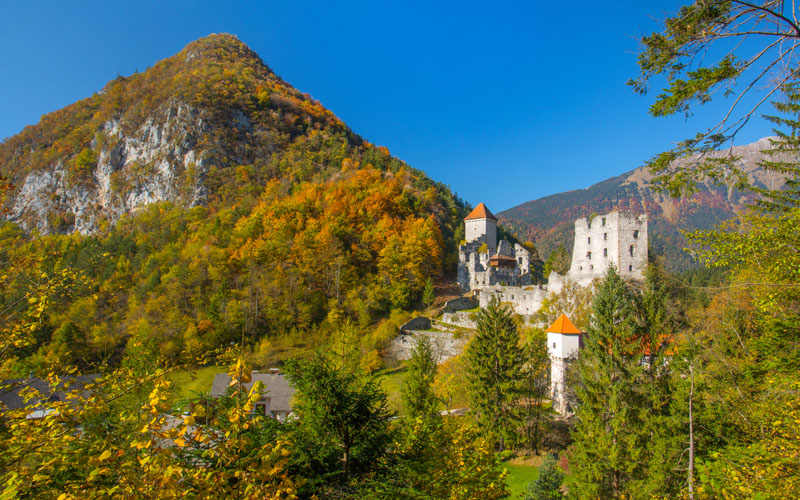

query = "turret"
[
  {"left": 546, "top": 313, "right": 583, "bottom": 415},
  {"left": 464, "top": 203, "right": 498, "bottom": 255}
]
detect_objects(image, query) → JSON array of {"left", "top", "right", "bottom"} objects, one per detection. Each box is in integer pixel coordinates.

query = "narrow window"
[
  {"left": 604, "top": 232, "right": 607, "bottom": 241},
  {"left": 588, "top": 237, "right": 591, "bottom": 244},
  {"left": 587, "top": 251, "right": 592, "bottom": 260},
  {"left": 602, "top": 217, "right": 606, "bottom": 226},
  {"left": 633, "top": 230, "right": 639, "bottom": 239},
  {"left": 628, "top": 265, "right": 633, "bottom": 272},
  {"left": 590, "top": 265, "right": 594, "bottom": 270},
  {"left": 629, "top": 245, "right": 635, "bottom": 256},
  {"left": 553, "top": 342, "right": 556, "bottom": 349},
  {"left": 603, "top": 248, "right": 608, "bottom": 257},
  {"left": 579, "top": 266, "right": 583, "bottom": 271}
]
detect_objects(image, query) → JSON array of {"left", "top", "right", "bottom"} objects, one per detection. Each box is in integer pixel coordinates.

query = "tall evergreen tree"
[
  {"left": 629, "top": 265, "right": 684, "bottom": 498},
  {"left": 401, "top": 335, "right": 440, "bottom": 422},
  {"left": 466, "top": 297, "right": 523, "bottom": 451},
  {"left": 520, "top": 328, "right": 550, "bottom": 454},
  {"left": 567, "top": 266, "right": 645, "bottom": 499}
]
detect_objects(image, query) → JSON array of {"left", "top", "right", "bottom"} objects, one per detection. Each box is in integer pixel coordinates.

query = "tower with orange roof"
[{"left": 546, "top": 313, "right": 583, "bottom": 415}]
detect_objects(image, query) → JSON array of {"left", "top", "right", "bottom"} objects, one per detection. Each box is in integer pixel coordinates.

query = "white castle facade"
[{"left": 458, "top": 205, "right": 648, "bottom": 317}]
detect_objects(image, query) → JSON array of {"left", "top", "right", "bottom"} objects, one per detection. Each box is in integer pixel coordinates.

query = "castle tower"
[
  {"left": 546, "top": 313, "right": 583, "bottom": 415},
  {"left": 568, "top": 211, "right": 648, "bottom": 285},
  {"left": 464, "top": 203, "right": 498, "bottom": 255}
]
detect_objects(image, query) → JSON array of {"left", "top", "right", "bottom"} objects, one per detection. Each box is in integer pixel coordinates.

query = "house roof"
[
  {"left": 464, "top": 203, "right": 498, "bottom": 221},
  {"left": 546, "top": 314, "right": 583, "bottom": 335},
  {"left": 210, "top": 372, "right": 295, "bottom": 413},
  {"left": 0, "top": 374, "right": 100, "bottom": 411}
]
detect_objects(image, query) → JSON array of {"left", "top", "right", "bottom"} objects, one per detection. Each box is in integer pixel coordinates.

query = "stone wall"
[
  {"left": 440, "top": 311, "right": 478, "bottom": 330},
  {"left": 443, "top": 296, "right": 477, "bottom": 313},
  {"left": 477, "top": 285, "right": 548, "bottom": 316},
  {"left": 386, "top": 330, "right": 468, "bottom": 364}
]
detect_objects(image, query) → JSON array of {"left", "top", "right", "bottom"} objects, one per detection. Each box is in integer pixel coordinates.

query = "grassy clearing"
[
  {"left": 502, "top": 461, "right": 540, "bottom": 499},
  {"left": 375, "top": 363, "right": 408, "bottom": 414},
  {"left": 169, "top": 365, "right": 224, "bottom": 409}
]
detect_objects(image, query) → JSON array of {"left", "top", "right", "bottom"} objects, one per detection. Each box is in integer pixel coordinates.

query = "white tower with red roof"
[{"left": 546, "top": 313, "right": 583, "bottom": 415}]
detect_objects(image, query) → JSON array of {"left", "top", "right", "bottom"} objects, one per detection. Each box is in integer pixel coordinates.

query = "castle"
[
  {"left": 458, "top": 205, "right": 648, "bottom": 316},
  {"left": 457, "top": 204, "right": 649, "bottom": 415},
  {"left": 457, "top": 203, "right": 533, "bottom": 290}
]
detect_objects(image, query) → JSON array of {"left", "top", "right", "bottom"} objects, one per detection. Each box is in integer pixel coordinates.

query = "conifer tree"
[
  {"left": 567, "top": 266, "right": 645, "bottom": 499},
  {"left": 466, "top": 297, "right": 523, "bottom": 451},
  {"left": 401, "top": 335, "right": 440, "bottom": 422},
  {"left": 524, "top": 455, "right": 564, "bottom": 500},
  {"left": 422, "top": 277, "right": 435, "bottom": 309}
]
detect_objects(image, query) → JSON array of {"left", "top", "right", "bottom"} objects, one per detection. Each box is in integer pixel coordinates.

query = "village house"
[
  {"left": 0, "top": 374, "right": 99, "bottom": 419},
  {"left": 210, "top": 370, "right": 295, "bottom": 421}
]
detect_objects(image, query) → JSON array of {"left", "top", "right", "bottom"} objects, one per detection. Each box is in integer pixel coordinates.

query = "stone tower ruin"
[{"left": 566, "top": 212, "right": 648, "bottom": 286}]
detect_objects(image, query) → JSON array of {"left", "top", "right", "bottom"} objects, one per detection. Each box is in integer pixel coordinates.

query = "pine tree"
[
  {"left": 524, "top": 455, "right": 564, "bottom": 500},
  {"left": 466, "top": 297, "right": 523, "bottom": 451},
  {"left": 422, "top": 277, "right": 435, "bottom": 309},
  {"left": 629, "top": 265, "right": 684, "bottom": 498},
  {"left": 401, "top": 335, "right": 440, "bottom": 422},
  {"left": 567, "top": 266, "right": 645, "bottom": 499}
]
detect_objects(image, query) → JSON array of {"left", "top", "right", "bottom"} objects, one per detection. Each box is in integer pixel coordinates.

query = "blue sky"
[{"left": 0, "top": 1, "right": 775, "bottom": 211}]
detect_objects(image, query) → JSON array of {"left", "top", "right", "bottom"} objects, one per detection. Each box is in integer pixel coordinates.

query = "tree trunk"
[{"left": 688, "top": 362, "right": 695, "bottom": 500}]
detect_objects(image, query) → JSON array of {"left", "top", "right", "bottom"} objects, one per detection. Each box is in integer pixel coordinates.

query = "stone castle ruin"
[
  {"left": 458, "top": 205, "right": 648, "bottom": 316},
  {"left": 457, "top": 203, "right": 532, "bottom": 290}
]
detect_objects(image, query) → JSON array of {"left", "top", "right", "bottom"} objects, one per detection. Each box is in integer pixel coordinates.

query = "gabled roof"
[
  {"left": 464, "top": 203, "right": 498, "bottom": 221},
  {"left": 546, "top": 314, "right": 582, "bottom": 335},
  {"left": 210, "top": 372, "right": 295, "bottom": 413},
  {"left": 0, "top": 374, "right": 100, "bottom": 411}
]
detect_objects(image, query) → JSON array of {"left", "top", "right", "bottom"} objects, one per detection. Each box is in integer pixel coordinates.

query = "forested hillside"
[
  {"left": 0, "top": 34, "right": 467, "bottom": 376},
  {"left": 499, "top": 138, "right": 787, "bottom": 270}
]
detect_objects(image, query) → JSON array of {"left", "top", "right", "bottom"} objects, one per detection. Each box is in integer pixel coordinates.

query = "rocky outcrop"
[{"left": 8, "top": 102, "right": 210, "bottom": 234}]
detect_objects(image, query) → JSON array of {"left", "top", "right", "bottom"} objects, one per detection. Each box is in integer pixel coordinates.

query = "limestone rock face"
[{"left": 8, "top": 102, "right": 209, "bottom": 234}]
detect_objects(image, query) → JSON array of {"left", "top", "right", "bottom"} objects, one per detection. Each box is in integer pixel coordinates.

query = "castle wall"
[{"left": 478, "top": 285, "right": 547, "bottom": 316}]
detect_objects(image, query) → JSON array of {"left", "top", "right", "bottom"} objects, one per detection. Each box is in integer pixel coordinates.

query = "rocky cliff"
[{"left": 0, "top": 34, "right": 362, "bottom": 234}]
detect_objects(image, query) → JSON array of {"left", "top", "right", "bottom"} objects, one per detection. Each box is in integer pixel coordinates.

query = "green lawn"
[
  {"left": 502, "top": 463, "right": 539, "bottom": 499},
  {"left": 169, "top": 365, "right": 224, "bottom": 409},
  {"left": 375, "top": 363, "right": 408, "bottom": 414}
]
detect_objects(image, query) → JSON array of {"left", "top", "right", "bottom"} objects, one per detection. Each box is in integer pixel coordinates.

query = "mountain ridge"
[
  {"left": 498, "top": 137, "right": 789, "bottom": 271},
  {"left": 0, "top": 34, "right": 377, "bottom": 234}
]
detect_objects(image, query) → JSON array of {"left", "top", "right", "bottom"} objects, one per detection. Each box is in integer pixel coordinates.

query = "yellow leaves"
[
  {"left": 193, "top": 404, "right": 207, "bottom": 418},
  {"left": 98, "top": 449, "right": 112, "bottom": 461}
]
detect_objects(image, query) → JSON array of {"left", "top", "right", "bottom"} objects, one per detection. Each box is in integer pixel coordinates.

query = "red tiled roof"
[
  {"left": 546, "top": 314, "right": 582, "bottom": 335},
  {"left": 464, "top": 203, "right": 498, "bottom": 221}
]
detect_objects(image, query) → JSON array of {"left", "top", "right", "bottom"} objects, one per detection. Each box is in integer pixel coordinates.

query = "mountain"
[
  {"left": 498, "top": 137, "right": 788, "bottom": 271},
  {"left": 0, "top": 34, "right": 463, "bottom": 237},
  {"left": 0, "top": 34, "right": 467, "bottom": 374}
]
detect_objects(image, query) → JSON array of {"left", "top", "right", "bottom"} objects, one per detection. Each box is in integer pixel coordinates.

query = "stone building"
[
  {"left": 210, "top": 370, "right": 295, "bottom": 421},
  {"left": 567, "top": 212, "right": 648, "bottom": 286},
  {"left": 473, "top": 210, "right": 648, "bottom": 317},
  {"left": 457, "top": 203, "right": 532, "bottom": 290}
]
